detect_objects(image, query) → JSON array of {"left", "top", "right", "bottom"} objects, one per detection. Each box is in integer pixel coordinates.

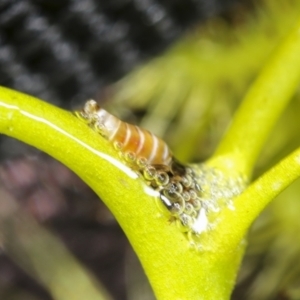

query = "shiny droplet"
[
  {"left": 114, "top": 141, "right": 123, "bottom": 151},
  {"left": 189, "top": 190, "right": 197, "bottom": 200},
  {"left": 161, "top": 190, "right": 185, "bottom": 215},
  {"left": 181, "top": 175, "right": 192, "bottom": 188},
  {"left": 182, "top": 191, "right": 190, "bottom": 202},
  {"left": 95, "top": 122, "right": 106, "bottom": 135},
  {"left": 125, "top": 151, "right": 136, "bottom": 163},
  {"left": 163, "top": 184, "right": 180, "bottom": 200},
  {"left": 179, "top": 214, "right": 193, "bottom": 228},
  {"left": 143, "top": 166, "right": 157, "bottom": 181},
  {"left": 186, "top": 167, "right": 193, "bottom": 175},
  {"left": 191, "top": 199, "right": 201, "bottom": 210},
  {"left": 170, "top": 203, "right": 183, "bottom": 215},
  {"left": 137, "top": 157, "right": 148, "bottom": 168},
  {"left": 184, "top": 203, "right": 195, "bottom": 215},
  {"left": 170, "top": 199, "right": 186, "bottom": 215},
  {"left": 155, "top": 171, "right": 169, "bottom": 186},
  {"left": 167, "top": 181, "right": 183, "bottom": 194}
]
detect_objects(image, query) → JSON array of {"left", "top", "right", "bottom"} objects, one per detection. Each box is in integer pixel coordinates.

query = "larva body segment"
[{"left": 80, "top": 100, "right": 172, "bottom": 167}]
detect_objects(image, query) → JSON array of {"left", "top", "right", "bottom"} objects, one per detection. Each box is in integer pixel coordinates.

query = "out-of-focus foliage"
[
  {"left": 109, "top": 0, "right": 300, "bottom": 165},
  {"left": 106, "top": 0, "right": 300, "bottom": 299}
]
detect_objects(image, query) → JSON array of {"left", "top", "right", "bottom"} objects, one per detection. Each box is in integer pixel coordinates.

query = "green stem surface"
[
  {"left": 210, "top": 18, "right": 300, "bottom": 178},
  {"left": 0, "top": 87, "right": 242, "bottom": 299},
  {"left": 214, "top": 147, "right": 300, "bottom": 251}
]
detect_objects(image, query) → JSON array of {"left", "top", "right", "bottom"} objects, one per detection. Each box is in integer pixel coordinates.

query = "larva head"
[
  {"left": 83, "top": 100, "right": 98, "bottom": 115},
  {"left": 82, "top": 100, "right": 120, "bottom": 140},
  {"left": 77, "top": 99, "right": 99, "bottom": 124}
]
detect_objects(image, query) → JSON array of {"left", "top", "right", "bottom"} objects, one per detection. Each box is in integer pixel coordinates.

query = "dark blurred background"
[{"left": 2, "top": 1, "right": 297, "bottom": 299}]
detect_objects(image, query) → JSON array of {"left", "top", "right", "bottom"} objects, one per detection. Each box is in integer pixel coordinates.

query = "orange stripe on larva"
[
  {"left": 135, "top": 126, "right": 145, "bottom": 155},
  {"left": 122, "top": 123, "right": 131, "bottom": 147}
]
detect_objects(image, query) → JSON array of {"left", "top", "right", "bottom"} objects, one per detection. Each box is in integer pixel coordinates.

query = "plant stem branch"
[
  {"left": 215, "top": 147, "right": 300, "bottom": 250},
  {"left": 210, "top": 18, "right": 300, "bottom": 178},
  {"left": 0, "top": 86, "right": 241, "bottom": 299}
]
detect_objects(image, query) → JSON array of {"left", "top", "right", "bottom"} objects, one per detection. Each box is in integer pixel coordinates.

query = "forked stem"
[{"left": 210, "top": 18, "right": 300, "bottom": 178}]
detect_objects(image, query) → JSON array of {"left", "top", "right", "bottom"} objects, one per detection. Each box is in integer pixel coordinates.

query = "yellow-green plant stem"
[
  {"left": 0, "top": 86, "right": 243, "bottom": 299},
  {"left": 214, "top": 147, "right": 300, "bottom": 252},
  {"left": 210, "top": 17, "right": 300, "bottom": 178}
]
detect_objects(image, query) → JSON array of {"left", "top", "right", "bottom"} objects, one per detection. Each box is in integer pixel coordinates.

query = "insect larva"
[
  {"left": 76, "top": 100, "right": 213, "bottom": 240},
  {"left": 79, "top": 100, "right": 173, "bottom": 168}
]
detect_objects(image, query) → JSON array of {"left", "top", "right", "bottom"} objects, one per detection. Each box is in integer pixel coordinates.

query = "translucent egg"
[
  {"left": 125, "top": 151, "right": 136, "bottom": 163},
  {"left": 155, "top": 171, "right": 169, "bottom": 186},
  {"left": 143, "top": 166, "right": 157, "bottom": 181}
]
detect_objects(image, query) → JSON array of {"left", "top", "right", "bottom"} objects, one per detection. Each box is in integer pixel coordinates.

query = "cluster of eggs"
[
  {"left": 75, "top": 100, "right": 246, "bottom": 237},
  {"left": 140, "top": 161, "right": 207, "bottom": 234}
]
